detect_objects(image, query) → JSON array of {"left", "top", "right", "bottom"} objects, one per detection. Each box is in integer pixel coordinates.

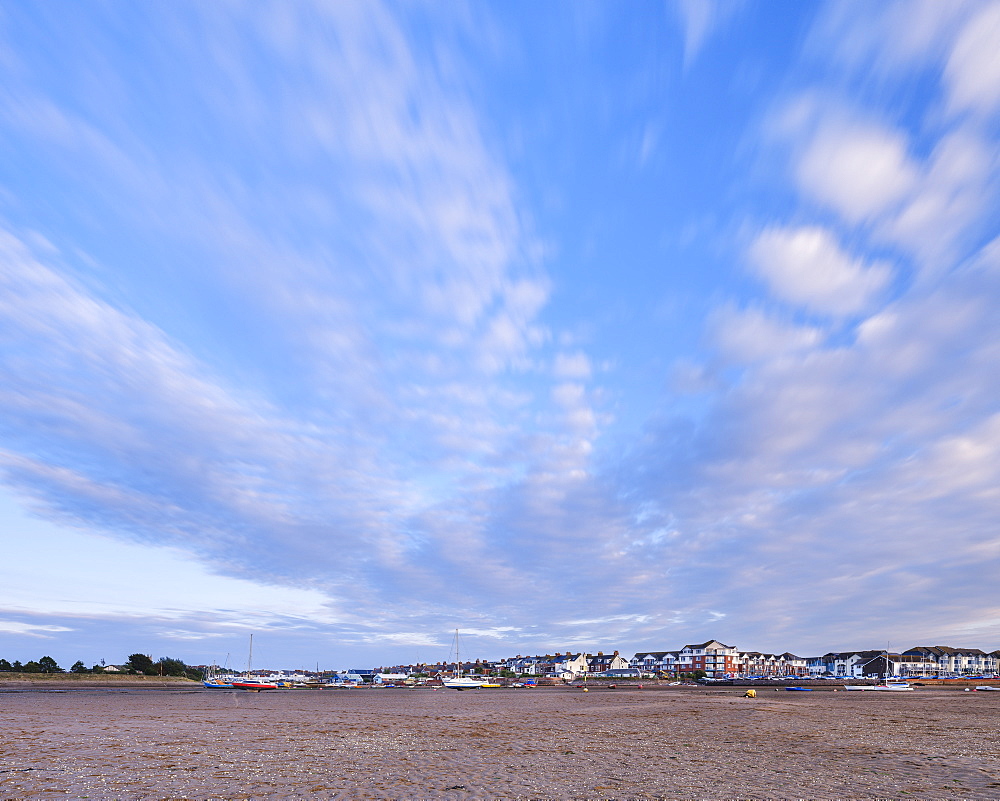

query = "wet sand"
[{"left": 2, "top": 685, "right": 999, "bottom": 799}]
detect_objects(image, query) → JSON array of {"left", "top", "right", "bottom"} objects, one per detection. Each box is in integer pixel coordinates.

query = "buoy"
[
  {"left": 744, "top": 689, "right": 756, "bottom": 698},
  {"left": 582, "top": 688, "right": 588, "bottom": 692}
]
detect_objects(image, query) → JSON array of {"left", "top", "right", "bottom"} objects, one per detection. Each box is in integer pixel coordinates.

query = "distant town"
[
  {"left": 367, "top": 640, "right": 1000, "bottom": 683},
  {"left": 5, "top": 640, "right": 999, "bottom": 685}
]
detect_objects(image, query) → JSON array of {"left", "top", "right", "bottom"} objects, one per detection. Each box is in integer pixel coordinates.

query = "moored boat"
[
  {"left": 442, "top": 629, "right": 487, "bottom": 690},
  {"left": 845, "top": 681, "right": 914, "bottom": 691},
  {"left": 232, "top": 679, "right": 278, "bottom": 692},
  {"left": 442, "top": 675, "right": 487, "bottom": 690},
  {"left": 232, "top": 634, "right": 277, "bottom": 691}
]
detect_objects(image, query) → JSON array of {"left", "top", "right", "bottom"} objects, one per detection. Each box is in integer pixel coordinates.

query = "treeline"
[{"left": 0, "top": 653, "right": 203, "bottom": 680}]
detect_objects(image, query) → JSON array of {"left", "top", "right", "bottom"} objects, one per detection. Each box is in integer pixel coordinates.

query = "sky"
[{"left": 1, "top": 0, "right": 999, "bottom": 672}]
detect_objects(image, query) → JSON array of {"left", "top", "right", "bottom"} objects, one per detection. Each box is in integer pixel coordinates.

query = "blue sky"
[{"left": 2, "top": 0, "right": 999, "bottom": 671}]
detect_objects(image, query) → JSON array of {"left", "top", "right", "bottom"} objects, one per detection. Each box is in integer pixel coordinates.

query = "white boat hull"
[{"left": 442, "top": 677, "right": 486, "bottom": 690}]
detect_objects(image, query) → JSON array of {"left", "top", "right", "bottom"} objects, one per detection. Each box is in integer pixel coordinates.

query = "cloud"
[
  {"left": 671, "top": 0, "right": 745, "bottom": 67},
  {"left": 945, "top": 1, "right": 1000, "bottom": 117},
  {"left": 0, "top": 621, "right": 73, "bottom": 637},
  {"left": 811, "top": 0, "right": 971, "bottom": 77},
  {"left": 553, "top": 351, "right": 592, "bottom": 380},
  {"left": 774, "top": 97, "right": 996, "bottom": 273},
  {"left": 747, "top": 226, "right": 893, "bottom": 315},
  {"left": 629, "top": 235, "right": 1000, "bottom": 651},
  {"left": 710, "top": 305, "right": 823, "bottom": 363},
  {"left": 886, "top": 128, "right": 998, "bottom": 268},
  {"left": 795, "top": 120, "right": 919, "bottom": 224},
  {"left": 2, "top": 0, "right": 999, "bottom": 666}
]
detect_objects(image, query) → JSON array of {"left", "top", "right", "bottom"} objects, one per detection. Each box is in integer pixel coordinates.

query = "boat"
[
  {"left": 870, "top": 681, "right": 914, "bottom": 691},
  {"left": 785, "top": 686, "right": 813, "bottom": 691},
  {"left": 232, "top": 679, "right": 278, "bottom": 691},
  {"left": 202, "top": 659, "right": 234, "bottom": 689},
  {"left": 233, "top": 635, "right": 277, "bottom": 691},
  {"left": 443, "top": 675, "right": 487, "bottom": 690},
  {"left": 844, "top": 681, "right": 914, "bottom": 692},
  {"left": 845, "top": 651, "right": 915, "bottom": 691},
  {"left": 442, "top": 629, "right": 486, "bottom": 690},
  {"left": 975, "top": 685, "right": 1000, "bottom": 691}
]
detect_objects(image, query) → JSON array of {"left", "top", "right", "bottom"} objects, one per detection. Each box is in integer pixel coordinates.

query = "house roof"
[
  {"left": 632, "top": 651, "right": 675, "bottom": 660},
  {"left": 683, "top": 640, "right": 734, "bottom": 650}
]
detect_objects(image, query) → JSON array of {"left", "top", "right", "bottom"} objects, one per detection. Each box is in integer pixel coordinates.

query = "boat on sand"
[
  {"left": 232, "top": 635, "right": 277, "bottom": 692},
  {"left": 844, "top": 681, "right": 913, "bottom": 692},
  {"left": 442, "top": 630, "right": 486, "bottom": 690}
]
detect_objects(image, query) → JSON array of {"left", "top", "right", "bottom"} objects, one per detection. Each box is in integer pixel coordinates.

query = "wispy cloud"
[
  {"left": 671, "top": 0, "right": 745, "bottom": 67},
  {"left": 0, "top": 621, "right": 73, "bottom": 637}
]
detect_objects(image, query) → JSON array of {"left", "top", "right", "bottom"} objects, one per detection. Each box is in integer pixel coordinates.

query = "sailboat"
[
  {"left": 844, "top": 651, "right": 914, "bottom": 691},
  {"left": 232, "top": 634, "right": 277, "bottom": 691},
  {"left": 871, "top": 650, "right": 914, "bottom": 691},
  {"left": 442, "top": 630, "right": 486, "bottom": 690},
  {"left": 202, "top": 653, "right": 234, "bottom": 689}
]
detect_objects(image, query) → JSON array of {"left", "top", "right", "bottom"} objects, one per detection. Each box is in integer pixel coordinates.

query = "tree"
[
  {"left": 156, "top": 657, "right": 187, "bottom": 677},
  {"left": 127, "top": 653, "right": 156, "bottom": 675},
  {"left": 90, "top": 663, "right": 105, "bottom": 674},
  {"left": 0, "top": 658, "right": 12, "bottom": 671},
  {"left": 70, "top": 661, "right": 89, "bottom": 674},
  {"left": 38, "top": 656, "right": 62, "bottom": 673},
  {"left": 12, "top": 660, "right": 23, "bottom": 671},
  {"left": 21, "top": 661, "right": 41, "bottom": 673}
]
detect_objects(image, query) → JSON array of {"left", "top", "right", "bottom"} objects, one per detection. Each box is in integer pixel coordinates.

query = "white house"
[{"left": 551, "top": 653, "right": 589, "bottom": 678}]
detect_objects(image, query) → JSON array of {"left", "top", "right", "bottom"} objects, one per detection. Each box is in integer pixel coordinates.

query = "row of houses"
[
  {"left": 632, "top": 642, "right": 1000, "bottom": 679},
  {"left": 381, "top": 651, "right": 633, "bottom": 681},
  {"left": 810, "top": 646, "right": 1000, "bottom": 678},
  {"left": 382, "top": 640, "right": 1000, "bottom": 681},
  {"left": 631, "top": 641, "right": 807, "bottom": 677}
]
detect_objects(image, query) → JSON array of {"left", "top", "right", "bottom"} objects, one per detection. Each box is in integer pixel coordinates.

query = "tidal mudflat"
[{"left": 2, "top": 684, "right": 999, "bottom": 799}]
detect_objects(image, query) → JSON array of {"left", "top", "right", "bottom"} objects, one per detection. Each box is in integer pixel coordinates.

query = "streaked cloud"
[
  {"left": 711, "top": 305, "right": 823, "bottom": 363},
  {"left": 748, "top": 226, "right": 892, "bottom": 315},
  {"left": 0, "top": 621, "right": 74, "bottom": 637},
  {"left": 671, "top": 0, "right": 745, "bottom": 67},
  {"left": 945, "top": 2, "right": 1000, "bottom": 116}
]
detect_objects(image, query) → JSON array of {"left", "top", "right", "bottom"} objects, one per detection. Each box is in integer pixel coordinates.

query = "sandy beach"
[{"left": 2, "top": 684, "right": 999, "bottom": 800}]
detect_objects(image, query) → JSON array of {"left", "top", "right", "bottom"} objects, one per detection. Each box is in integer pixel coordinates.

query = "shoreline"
[{"left": 0, "top": 672, "right": 197, "bottom": 688}]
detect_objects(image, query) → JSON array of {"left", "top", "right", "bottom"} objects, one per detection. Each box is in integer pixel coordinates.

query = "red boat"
[
  {"left": 232, "top": 680, "right": 277, "bottom": 692},
  {"left": 231, "top": 635, "right": 277, "bottom": 690}
]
